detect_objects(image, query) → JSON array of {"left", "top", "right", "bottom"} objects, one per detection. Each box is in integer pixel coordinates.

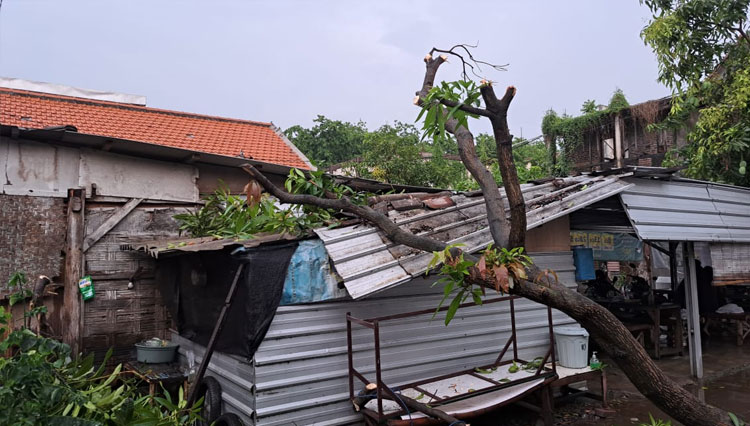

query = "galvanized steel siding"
[
  {"left": 621, "top": 178, "right": 750, "bottom": 242},
  {"left": 253, "top": 252, "right": 577, "bottom": 426},
  {"left": 171, "top": 333, "right": 256, "bottom": 424}
]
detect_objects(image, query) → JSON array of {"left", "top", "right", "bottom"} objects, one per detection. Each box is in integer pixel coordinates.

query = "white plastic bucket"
[{"left": 554, "top": 325, "right": 590, "bottom": 368}]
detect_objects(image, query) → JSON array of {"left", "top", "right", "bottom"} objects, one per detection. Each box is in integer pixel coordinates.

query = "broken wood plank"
[{"left": 83, "top": 198, "right": 143, "bottom": 252}]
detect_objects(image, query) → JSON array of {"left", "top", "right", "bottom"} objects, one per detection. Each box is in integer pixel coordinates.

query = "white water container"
[{"left": 554, "top": 325, "right": 590, "bottom": 368}]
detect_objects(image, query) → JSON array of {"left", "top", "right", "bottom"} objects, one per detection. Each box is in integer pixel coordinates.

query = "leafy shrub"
[{"left": 0, "top": 308, "right": 202, "bottom": 425}]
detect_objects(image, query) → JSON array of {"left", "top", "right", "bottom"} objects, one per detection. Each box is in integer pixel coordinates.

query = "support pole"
[
  {"left": 669, "top": 242, "right": 679, "bottom": 293},
  {"left": 683, "top": 242, "right": 703, "bottom": 380},
  {"left": 63, "top": 188, "right": 85, "bottom": 355},
  {"left": 187, "top": 263, "right": 245, "bottom": 407},
  {"left": 614, "top": 114, "right": 623, "bottom": 168}
]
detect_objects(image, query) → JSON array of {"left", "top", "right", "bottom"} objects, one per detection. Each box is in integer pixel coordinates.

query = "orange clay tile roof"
[{"left": 0, "top": 88, "right": 311, "bottom": 169}]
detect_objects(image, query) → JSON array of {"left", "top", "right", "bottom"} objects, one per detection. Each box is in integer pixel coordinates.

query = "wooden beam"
[
  {"left": 63, "top": 188, "right": 86, "bottom": 356},
  {"left": 83, "top": 198, "right": 143, "bottom": 252},
  {"left": 644, "top": 240, "right": 671, "bottom": 257}
]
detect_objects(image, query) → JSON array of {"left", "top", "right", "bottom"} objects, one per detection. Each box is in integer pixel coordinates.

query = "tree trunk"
[{"left": 514, "top": 277, "right": 729, "bottom": 426}]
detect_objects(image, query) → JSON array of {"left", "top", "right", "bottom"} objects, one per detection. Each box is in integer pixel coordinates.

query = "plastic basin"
[{"left": 135, "top": 342, "right": 178, "bottom": 363}]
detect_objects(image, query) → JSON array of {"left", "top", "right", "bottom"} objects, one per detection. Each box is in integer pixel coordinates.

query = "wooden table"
[
  {"left": 703, "top": 312, "right": 750, "bottom": 346},
  {"left": 548, "top": 364, "right": 607, "bottom": 409},
  {"left": 596, "top": 300, "right": 683, "bottom": 359}
]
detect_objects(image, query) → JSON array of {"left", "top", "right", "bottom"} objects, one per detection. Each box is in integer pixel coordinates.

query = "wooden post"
[
  {"left": 683, "top": 242, "right": 703, "bottom": 380},
  {"left": 63, "top": 188, "right": 85, "bottom": 356},
  {"left": 614, "top": 114, "right": 623, "bottom": 168}
]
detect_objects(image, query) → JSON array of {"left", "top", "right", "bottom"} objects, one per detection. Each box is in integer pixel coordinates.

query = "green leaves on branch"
[
  {"left": 417, "top": 80, "right": 483, "bottom": 142},
  {"left": 175, "top": 171, "right": 364, "bottom": 240},
  {"left": 426, "top": 244, "right": 535, "bottom": 325}
]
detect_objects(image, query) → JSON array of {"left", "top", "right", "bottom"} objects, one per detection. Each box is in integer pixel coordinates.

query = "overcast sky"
[{"left": 0, "top": 1, "right": 668, "bottom": 139}]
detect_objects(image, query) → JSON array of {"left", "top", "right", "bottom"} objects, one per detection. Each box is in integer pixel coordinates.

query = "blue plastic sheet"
[{"left": 281, "top": 239, "right": 344, "bottom": 305}]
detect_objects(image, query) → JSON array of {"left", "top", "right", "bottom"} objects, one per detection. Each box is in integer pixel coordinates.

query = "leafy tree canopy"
[
  {"left": 287, "top": 111, "right": 550, "bottom": 190},
  {"left": 284, "top": 115, "right": 367, "bottom": 168},
  {"left": 641, "top": 0, "right": 750, "bottom": 185}
]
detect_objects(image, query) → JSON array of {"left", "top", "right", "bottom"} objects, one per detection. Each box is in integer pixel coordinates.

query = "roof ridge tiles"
[{"left": 0, "top": 88, "right": 272, "bottom": 127}]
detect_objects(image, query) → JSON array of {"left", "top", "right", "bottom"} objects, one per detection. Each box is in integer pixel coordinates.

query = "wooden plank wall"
[{"left": 83, "top": 203, "right": 191, "bottom": 363}]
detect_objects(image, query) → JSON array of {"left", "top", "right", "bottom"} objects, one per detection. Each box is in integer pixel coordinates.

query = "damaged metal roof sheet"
[
  {"left": 620, "top": 177, "right": 750, "bottom": 243},
  {"left": 121, "top": 232, "right": 299, "bottom": 258},
  {"left": 316, "top": 173, "right": 634, "bottom": 299}
]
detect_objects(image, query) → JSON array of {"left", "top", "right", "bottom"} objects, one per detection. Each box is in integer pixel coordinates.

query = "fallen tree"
[{"left": 244, "top": 46, "right": 736, "bottom": 426}]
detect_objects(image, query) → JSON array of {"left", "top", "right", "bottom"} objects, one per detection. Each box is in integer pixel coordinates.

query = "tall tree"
[
  {"left": 284, "top": 115, "right": 367, "bottom": 168},
  {"left": 354, "top": 121, "right": 468, "bottom": 188},
  {"left": 245, "top": 46, "right": 737, "bottom": 425},
  {"left": 642, "top": 0, "right": 750, "bottom": 186}
]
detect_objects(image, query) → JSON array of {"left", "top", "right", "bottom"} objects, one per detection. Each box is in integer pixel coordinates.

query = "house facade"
[
  {"left": 0, "top": 79, "right": 313, "bottom": 359},
  {"left": 560, "top": 97, "right": 692, "bottom": 173}
]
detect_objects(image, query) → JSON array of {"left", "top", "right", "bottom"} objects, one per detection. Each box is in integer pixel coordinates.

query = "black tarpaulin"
[{"left": 157, "top": 242, "right": 298, "bottom": 358}]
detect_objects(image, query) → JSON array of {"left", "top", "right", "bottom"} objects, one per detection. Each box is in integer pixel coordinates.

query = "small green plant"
[
  {"left": 6, "top": 271, "right": 46, "bottom": 331},
  {"left": 0, "top": 328, "right": 202, "bottom": 425},
  {"left": 640, "top": 414, "right": 671, "bottom": 426},
  {"left": 729, "top": 412, "right": 746, "bottom": 426}
]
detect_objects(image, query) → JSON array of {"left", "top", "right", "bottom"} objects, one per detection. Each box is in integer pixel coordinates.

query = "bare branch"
[{"left": 429, "top": 43, "right": 508, "bottom": 81}]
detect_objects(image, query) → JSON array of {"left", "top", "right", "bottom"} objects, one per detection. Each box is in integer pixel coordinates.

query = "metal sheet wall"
[
  {"left": 253, "top": 252, "right": 577, "bottom": 426},
  {"left": 171, "top": 333, "right": 256, "bottom": 424}
]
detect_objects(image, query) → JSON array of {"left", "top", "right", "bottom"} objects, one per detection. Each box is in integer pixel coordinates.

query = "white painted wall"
[{"left": 1, "top": 136, "right": 199, "bottom": 202}]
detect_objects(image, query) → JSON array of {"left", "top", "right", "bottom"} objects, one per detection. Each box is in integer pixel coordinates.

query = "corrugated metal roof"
[
  {"left": 620, "top": 178, "right": 750, "bottom": 242},
  {"left": 121, "top": 233, "right": 299, "bottom": 258},
  {"left": 317, "top": 174, "right": 634, "bottom": 299}
]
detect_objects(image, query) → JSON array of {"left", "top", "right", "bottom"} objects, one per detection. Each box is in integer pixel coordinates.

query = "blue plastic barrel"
[{"left": 572, "top": 246, "right": 595, "bottom": 281}]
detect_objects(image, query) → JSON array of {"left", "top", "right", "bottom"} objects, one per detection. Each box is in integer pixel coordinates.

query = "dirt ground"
[{"left": 471, "top": 336, "right": 750, "bottom": 425}]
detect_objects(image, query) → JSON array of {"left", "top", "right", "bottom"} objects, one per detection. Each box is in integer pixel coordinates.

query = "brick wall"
[{"left": 0, "top": 194, "right": 67, "bottom": 295}]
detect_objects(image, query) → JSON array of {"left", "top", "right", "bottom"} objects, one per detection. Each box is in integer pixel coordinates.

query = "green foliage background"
[
  {"left": 285, "top": 115, "right": 549, "bottom": 190},
  {"left": 641, "top": 0, "right": 750, "bottom": 186}
]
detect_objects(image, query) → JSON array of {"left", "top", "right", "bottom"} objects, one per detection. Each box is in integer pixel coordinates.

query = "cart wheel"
[
  {"left": 213, "top": 412, "right": 244, "bottom": 426},
  {"left": 196, "top": 376, "right": 222, "bottom": 426}
]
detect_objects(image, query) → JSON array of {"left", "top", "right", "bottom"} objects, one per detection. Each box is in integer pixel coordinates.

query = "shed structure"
[
  {"left": 618, "top": 176, "right": 750, "bottom": 379},
  {"left": 150, "top": 173, "right": 637, "bottom": 425}
]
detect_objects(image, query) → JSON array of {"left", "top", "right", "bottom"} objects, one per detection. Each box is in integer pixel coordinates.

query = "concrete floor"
[{"left": 474, "top": 335, "right": 750, "bottom": 425}]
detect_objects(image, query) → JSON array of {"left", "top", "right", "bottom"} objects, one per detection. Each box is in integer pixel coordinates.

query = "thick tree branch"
[
  {"left": 241, "top": 164, "right": 447, "bottom": 253},
  {"left": 438, "top": 98, "right": 492, "bottom": 117},
  {"left": 417, "top": 56, "right": 510, "bottom": 246},
  {"left": 477, "top": 83, "right": 526, "bottom": 248}
]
